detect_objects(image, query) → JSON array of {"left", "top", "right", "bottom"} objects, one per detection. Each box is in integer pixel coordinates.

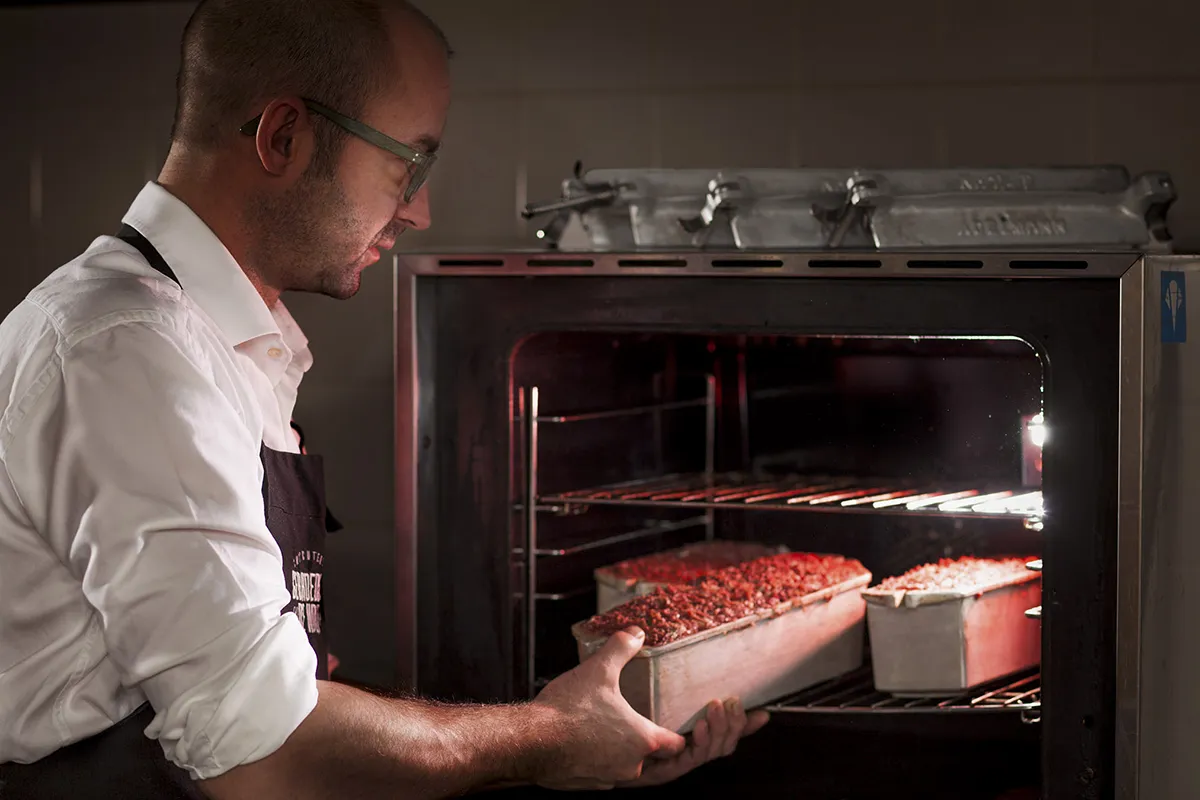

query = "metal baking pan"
[
  {"left": 862, "top": 569, "right": 1041, "bottom": 696},
  {"left": 594, "top": 569, "right": 639, "bottom": 615},
  {"left": 592, "top": 540, "right": 785, "bottom": 613},
  {"left": 572, "top": 571, "right": 871, "bottom": 733}
]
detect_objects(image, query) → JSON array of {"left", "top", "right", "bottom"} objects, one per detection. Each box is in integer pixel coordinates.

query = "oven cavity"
[{"left": 510, "top": 332, "right": 1045, "bottom": 729}]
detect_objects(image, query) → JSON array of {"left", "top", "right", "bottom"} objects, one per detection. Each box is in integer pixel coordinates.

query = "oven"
[{"left": 391, "top": 248, "right": 1198, "bottom": 800}]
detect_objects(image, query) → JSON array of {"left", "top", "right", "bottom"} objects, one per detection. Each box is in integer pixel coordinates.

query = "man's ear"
[{"left": 253, "top": 97, "right": 313, "bottom": 176}]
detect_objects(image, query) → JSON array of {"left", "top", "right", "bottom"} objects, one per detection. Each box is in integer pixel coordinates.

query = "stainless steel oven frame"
[{"left": 394, "top": 250, "right": 1200, "bottom": 799}]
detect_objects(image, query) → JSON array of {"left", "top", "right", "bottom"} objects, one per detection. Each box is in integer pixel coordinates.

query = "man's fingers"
[
  {"left": 647, "top": 722, "right": 687, "bottom": 758},
  {"left": 721, "top": 698, "right": 745, "bottom": 756},
  {"left": 620, "top": 699, "right": 773, "bottom": 789},
  {"left": 690, "top": 716, "right": 711, "bottom": 755},
  {"left": 703, "top": 699, "right": 727, "bottom": 761},
  {"left": 590, "top": 626, "right": 645, "bottom": 683},
  {"left": 744, "top": 708, "right": 770, "bottom": 737}
]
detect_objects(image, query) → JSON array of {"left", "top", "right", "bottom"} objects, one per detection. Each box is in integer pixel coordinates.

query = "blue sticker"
[{"left": 1163, "top": 271, "right": 1187, "bottom": 344}]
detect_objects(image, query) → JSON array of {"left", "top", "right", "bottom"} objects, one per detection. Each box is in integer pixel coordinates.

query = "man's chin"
[
  {"left": 323, "top": 270, "right": 363, "bottom": 301},
  {"left": 319, "top": 281, "right": 361, "bottom": 301}
]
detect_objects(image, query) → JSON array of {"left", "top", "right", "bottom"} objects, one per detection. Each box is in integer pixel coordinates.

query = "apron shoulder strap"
[{"left": 116, "top": 224, "right": 181, "bottom": 286}]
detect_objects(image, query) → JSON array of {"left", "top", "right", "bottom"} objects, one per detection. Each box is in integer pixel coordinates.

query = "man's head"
[{"left": 167, "top": 0, "right": 451, "bottom": 300}]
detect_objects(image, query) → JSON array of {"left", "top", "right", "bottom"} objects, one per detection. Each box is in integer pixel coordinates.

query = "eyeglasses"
[{"left": 239, "top": 98, "right": 436, "bottom": 203}]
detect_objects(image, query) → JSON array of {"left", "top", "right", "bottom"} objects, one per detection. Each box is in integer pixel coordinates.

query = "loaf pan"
[
  {"left": 572, "top": 571, "right": 870, "bottom": 733},
  {"left": 593, "top": 540, "right": 785, "bottom": 614},
  {"left": 862, "top": 569, "right": 1041, "bottom": 696}
]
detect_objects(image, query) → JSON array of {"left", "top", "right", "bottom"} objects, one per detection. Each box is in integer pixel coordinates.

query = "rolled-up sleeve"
[{"left": 53, "top": 317, "right": 318, "bottom": 779}]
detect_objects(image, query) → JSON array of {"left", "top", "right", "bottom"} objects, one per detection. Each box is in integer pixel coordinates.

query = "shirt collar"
[{"left": 120, "top": 182, "right": 281, "bottom": 348}]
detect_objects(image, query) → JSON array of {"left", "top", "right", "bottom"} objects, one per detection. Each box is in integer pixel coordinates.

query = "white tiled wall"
[{"left": 1, "top": 0, "right": 1198, "bottom": 686}]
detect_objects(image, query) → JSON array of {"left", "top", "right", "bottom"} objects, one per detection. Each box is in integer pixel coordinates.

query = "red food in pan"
[{"left": 585, "top": 552, "right": 869, "bottom": 647}]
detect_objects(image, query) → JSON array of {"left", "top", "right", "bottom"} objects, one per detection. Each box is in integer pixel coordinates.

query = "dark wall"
[{"left": 1, "top": 0, "right": 1197, "bottom": 687}]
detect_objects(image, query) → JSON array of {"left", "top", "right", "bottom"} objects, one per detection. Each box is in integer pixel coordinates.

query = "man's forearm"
[{"left": 201, "top": 680, "right": 561, "bottom": 800}]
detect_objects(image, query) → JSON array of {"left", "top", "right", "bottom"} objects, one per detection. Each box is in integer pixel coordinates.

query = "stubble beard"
[{"left": 247, "top": 169, "right": 369, "bottom": 301}]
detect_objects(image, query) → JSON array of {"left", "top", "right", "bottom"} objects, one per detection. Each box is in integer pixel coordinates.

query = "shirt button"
[{"left": 267, "top": 347, "right": 283, "bottom": 359}]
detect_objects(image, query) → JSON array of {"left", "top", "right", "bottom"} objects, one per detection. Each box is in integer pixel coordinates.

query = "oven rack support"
[{"left": 517, "top": 380, "right": 719, "bottom": 697}]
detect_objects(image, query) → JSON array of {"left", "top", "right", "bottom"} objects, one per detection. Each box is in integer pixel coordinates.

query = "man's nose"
[{"left": 399, "top": 184, "right": 432, "bottom": 231}]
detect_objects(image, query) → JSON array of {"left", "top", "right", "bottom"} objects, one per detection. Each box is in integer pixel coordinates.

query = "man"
[{"left": 0, "top": 1, "right": 767, "bottom": 798}]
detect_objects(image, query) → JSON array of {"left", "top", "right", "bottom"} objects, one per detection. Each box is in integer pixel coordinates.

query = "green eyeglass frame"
[{"left": 239, "top": 98, "right": 435, "bottom": 203}]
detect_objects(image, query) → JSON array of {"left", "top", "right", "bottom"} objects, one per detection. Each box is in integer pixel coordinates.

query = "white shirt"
[{"left": 0, "top": 182, "right": 320, "bottom": 779}]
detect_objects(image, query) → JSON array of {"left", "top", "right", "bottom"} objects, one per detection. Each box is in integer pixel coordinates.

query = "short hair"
[{"left": 171, "top": 0, "right": 451, "bottom": 168}]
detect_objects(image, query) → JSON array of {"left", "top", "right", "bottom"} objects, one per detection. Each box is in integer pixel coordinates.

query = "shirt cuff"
[{"left": 148, "top": 612, "right": 319, "bottom": 780}]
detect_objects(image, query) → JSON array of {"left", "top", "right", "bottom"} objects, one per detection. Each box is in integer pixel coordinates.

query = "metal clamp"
[
  {"left": 812, "top": 175, "right": 883, "bottom": 248},
  {"left": 1123, "top": 170, "right": 1176, "bottom": 251},
  {"left": 521, "top": 162, "right": 626, "bottom": 248},
  {"left": 1020, "top": 705, "right": 1042, "bottom": 725},
  {"left": 521, "top": 188, "right": 621, "bottom": 221},
  {"left": 678, "top": 178, "right": 743, "bottom": 246}
]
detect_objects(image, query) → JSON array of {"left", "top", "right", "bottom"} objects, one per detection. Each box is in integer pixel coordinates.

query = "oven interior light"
[{"left": 1028, "top": 413, "right": 1046, "bottom": 448}]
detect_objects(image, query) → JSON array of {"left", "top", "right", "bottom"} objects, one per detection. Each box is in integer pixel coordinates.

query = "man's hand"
[
  {"left": 530, "top": 626, "right": 768, "bottom": 790},
  {"left": 621, "top": 698, "right": 769, "bottom": 787},
  {"left": 531, "top": 626, "right": 684, "bottom": 790}
]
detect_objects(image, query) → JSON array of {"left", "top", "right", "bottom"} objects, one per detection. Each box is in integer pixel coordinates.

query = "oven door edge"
[
  {"left": 1123, "top": 254, "right": 1200, "bottom": 800},
  {"left": 394, "top": 262, "right": 419, "bottom": 691},
  {"left": 1115, "top": 256, "right": 1145, "bottom": 800}
]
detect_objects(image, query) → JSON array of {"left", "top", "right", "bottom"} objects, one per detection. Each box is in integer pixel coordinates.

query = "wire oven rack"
[
  {"left": 768, "top": 666, "right": 1041, "bottom": 723},
  {"left": 541, "top": 473, "right": 1043, "bottom": 521}
]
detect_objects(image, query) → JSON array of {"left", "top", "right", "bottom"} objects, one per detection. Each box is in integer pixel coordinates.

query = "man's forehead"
[{"left": 369, "top": 6, "right": 450, "bottom": 147}]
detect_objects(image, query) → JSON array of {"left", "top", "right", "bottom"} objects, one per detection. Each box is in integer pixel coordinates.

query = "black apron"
[{"left": 0, "top": 225, "right": 335, "bottom": 799}]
